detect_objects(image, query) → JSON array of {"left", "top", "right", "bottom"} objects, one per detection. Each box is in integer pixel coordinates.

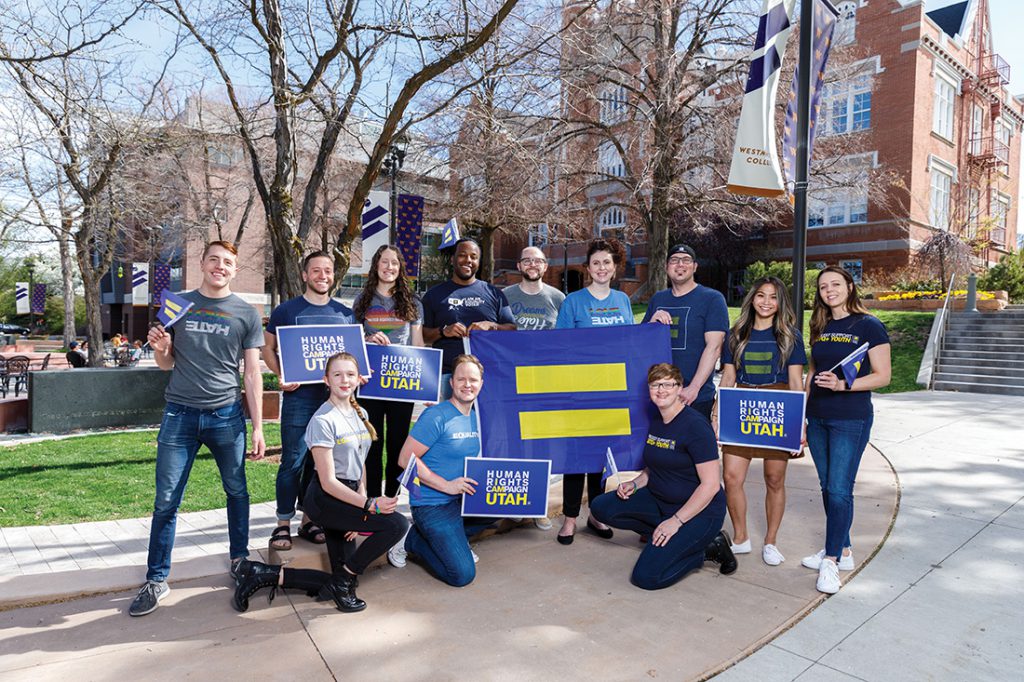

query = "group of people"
[{"left": 128, "top": 234, "right": 890, "bottom": 618}]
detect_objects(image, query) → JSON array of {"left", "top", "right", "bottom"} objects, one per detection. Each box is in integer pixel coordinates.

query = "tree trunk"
[
  {"left": 267, "top": 201, "right": 304, "bottom": 299},
  {"left": 478, "top": 225, "right": 495, "bottom": 282},
  {"left": 57, "top": 228, "right": 76, "bottom": 347},
  {"left": 75, "top": 249, "right": 105, "bottom": 367}
]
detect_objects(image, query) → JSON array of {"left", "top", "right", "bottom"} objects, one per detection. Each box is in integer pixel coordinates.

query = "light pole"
[{"left": 382, "top": 134, "right": 409, "bottom": 245}]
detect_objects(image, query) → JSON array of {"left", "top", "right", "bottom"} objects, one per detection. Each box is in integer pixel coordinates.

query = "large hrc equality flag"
[{"left": 468, "top": 324, "right": 672, "bottom": 475}]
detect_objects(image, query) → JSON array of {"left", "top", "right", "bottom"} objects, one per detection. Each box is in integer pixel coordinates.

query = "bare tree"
[{"left": 0, "top": 2, "right": 143, "bottom": 64}]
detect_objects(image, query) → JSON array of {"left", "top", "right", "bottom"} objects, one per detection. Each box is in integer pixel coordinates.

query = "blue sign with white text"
[
  {"left": 717, "top": 387, "right": 806, "bottom": 452},
  {"left": 461, "top": 458, "right": 551, "bottom": 518},
  {"left": 277, "top": 324, "right": 369, "bottom": 384},
  {"left": 358, "top": 344, "right": 442, "bottom": 403}
]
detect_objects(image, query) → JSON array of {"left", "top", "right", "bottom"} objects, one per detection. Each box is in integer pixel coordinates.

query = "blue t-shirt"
[
  {"left": 555, "top": 288, "right": 633, "bottom": 328},
  {"left": 722, "top": 327, "right": 807, "bottom": 385},
  {"left": 408, "top": 401, "right": 480, "bottom": 507},
  {"left": 641, "top": 286, "right": 729, "bottom": 404},
  {"left": 266, "top": 296, "right": 354, "bottom": 401},
  {"left": 808, "top": 314, "right": 890, "bottom": 420},
  {"left": 421, "top": 279, "right": 515, "bottom": 372},
  {"left": 643, "top": 407, "right": 725, "bottom": 516}
]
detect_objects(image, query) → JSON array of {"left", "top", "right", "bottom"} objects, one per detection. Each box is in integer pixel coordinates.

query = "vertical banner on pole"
[
  {"left": 726, "top": 0, "right": 797, "bottom": 197},
  {"left": 15, "top": 282, "right": 29, "bottom": 314},
  {"left": 30, "top": 284, "right": 46, "bottom": 314},
  {"left": 351, "top": 190, "right": 391, "bottom": 275},
  {"left": 132, "top": 262, "right": 150, "bottom": 305},
  {"left": 395, "top": 193, "right": 424, "bottom": 278},
  {"left": 152, "top": 263, "right": 171, "bottom": 307}
]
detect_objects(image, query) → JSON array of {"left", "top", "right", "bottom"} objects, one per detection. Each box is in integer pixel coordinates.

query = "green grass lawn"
[{"left": 0, "top": 424, "right": 282, "bottom": 527}]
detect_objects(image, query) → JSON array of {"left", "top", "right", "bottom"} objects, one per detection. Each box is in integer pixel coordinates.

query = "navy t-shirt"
[
  {"left": 421, "top": 279, "right": 514, "bottom": 372},
  {"left": 722, "top": 327, "right": 807, "bottom": 385},
  {"left": 808, "top": 314, "right": 889, "bottom": 420},
  {"left": 266, "top": 296, "right": 354, "bottom": 401},
  {"left": 643, "top": 407, "right": 726, "bottom": 516},
  {"left": 641, "top": 286, "right": 729, "bottom": 403}
]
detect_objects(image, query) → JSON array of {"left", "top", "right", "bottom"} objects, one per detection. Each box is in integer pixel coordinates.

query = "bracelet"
[
  {"left": 440, "top": 325, "right": 448, "bottom": 338},
  {"left": 673, "top": 512, "right": 684, "bottom": 525},
  {"left": 631, "top": 481, "right": 638, "bottom": 493},
  {"left": 363, "top": 497, "right": 374, "bottom": 513},
  {"left": 373, "top": 500, "right": 380, "bottom": 514}
]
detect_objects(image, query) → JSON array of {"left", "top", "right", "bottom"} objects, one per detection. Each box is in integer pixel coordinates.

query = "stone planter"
[{"left": 864, "top": 290, "right": 1008, "bottom": 312}]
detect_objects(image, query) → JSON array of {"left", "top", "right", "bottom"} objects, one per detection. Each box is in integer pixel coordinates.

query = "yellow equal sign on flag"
[
  {"left": 515, "top": 362, "right": 631, "bottom": 440},
  {"left": 164, "top": 298, "right": 183, "bottom": 319}
]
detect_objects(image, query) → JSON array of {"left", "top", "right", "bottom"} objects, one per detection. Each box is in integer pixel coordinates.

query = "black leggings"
[
  {"left": 361, "top": 398, "right": 414, "bottom": 498},
  {"left": 562, "top": 472, "right": 606, "bottom": 519},
  {"left": 303, "top": 478, "right": 410, "bottom": 576}
]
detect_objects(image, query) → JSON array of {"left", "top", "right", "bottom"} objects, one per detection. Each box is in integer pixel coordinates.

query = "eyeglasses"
[
  {"left": 648, "top": 381, "right": 680, "bottom": 390},
  {"left": 668, "top": 256, "right": 694, "bottom": 266},
  {"left": 520, "top": 258, "right": 547, "bottom": 265}
]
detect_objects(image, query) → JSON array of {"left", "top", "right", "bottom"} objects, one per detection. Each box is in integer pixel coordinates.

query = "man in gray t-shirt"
[
  {"left": 130, "top": 241, "right": 265, "bottom": 618},
  {"left": 503, "top": 245, "right": 565, "bottom": 531},
  {"left": 504, "top": 245, "right": 566, "bottom": 331}
]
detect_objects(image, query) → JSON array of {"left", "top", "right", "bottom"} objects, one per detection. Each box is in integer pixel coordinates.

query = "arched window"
[
  {"left": 598, "top": 84, "right": 628, "bottom": 124},
  {"left": 597, "top": 141, "right": 625, "bottom": 178},
  {"left": 597, "top": 206, "right": 626, "bottom": 233}
]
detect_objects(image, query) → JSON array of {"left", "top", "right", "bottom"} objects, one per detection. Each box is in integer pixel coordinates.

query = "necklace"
[{"left": 331, "top": 400, "right": 367, "bottom": 454}]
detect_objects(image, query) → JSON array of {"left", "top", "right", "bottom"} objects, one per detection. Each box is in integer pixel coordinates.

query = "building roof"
[{"left": 926, "top": 1, "right": 969, "bottom": 38}]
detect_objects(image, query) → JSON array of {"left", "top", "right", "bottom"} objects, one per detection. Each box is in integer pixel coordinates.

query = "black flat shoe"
[
  {"left": 556, "top": 532, "right": 574, "bottom": 545},
  {"left": 586, "top": 518, "right": 614, "bottom": 540},
  {"left": 704, "top": 530, "right": 738, "bottom": 575}
]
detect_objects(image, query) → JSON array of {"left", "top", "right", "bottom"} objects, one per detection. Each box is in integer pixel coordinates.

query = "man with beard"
[
  {"left": 422, "top": 238, "right": 515, "bottom": 398},
  {"left": 262, "top": 251, "right": 355, "bottom": 552},
  {"left": 503, "top": 246, "right": 565, "bottom": 331},
  {"left": 642, "top": 244, "right": 728, "bottom": 422}
]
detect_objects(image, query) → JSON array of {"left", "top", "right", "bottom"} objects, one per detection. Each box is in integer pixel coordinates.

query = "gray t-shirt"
[
  {"left": 304, "top": 401, "right": 372, "bottom": 482},
  {"left": 165, "top": 291, "right": 264, "bottom": 409},
  {"left": 503, "top": 283, "right": 566, "bottom": 330},
  {"left": 359, "top": 291, "right": 424, "bottom": 345}
]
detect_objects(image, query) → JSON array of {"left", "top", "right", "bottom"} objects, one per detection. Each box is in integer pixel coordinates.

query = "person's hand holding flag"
[{"left": 398, "top": 456, "right": 422, "bottom": 500}]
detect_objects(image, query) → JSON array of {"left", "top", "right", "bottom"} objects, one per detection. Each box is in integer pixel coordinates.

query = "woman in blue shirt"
[
  {"left": 717, "top": 276, "right": 806, "bottom": 568},
  {"left": 554, "top": 237, "right": 633, "bottom": 545},
  {"left": 803, "top": 267, "right": 890, "bottom": 594}
]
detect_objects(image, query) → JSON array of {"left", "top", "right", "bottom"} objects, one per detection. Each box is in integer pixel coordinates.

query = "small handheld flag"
[
  {"left": 829, "top": 342, "right": 869, "bottom": 388},
  {"left": 602, "top": 447, "right": 621, "bottom": 485},
  {"left": 398, "top": 457, "right": 422, "bottom": 499},
  {"left": 156, "top": 290, "right": 193, "bottom": 329},
  {"left": 439, "top": 218, "right": 459, "bottom": 250}
]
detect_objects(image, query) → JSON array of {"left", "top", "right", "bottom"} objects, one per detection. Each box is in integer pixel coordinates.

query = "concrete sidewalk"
[
  {"left": 0, "top": 441, "right": 896, "bottom": 681},
  {"left": 717, "top": 392, "right": 1024, "bottom": 681}
]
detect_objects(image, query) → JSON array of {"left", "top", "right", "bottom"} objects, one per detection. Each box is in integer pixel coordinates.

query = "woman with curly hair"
[{"left": 353, "top": 245, "right": 424, "bottom": 498}]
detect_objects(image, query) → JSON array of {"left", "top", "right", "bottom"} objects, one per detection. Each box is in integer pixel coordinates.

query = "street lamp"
[{"left": 382, "top": 133, "right": 409, "bottom": 245}]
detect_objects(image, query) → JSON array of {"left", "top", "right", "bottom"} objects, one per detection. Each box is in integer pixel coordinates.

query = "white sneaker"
[
  {"left": 730, "top": 538, "right": 752, "bottom": 554},
  {"left": 534, "top": 517, "right": 553, "bottom": 531},
  {"left": 816, "top": 558, "right": 841, "bottom": 594},
  {"left": 387, "top": 526, "right": 411, "bottom": 568},
  {"left": 471, "top": 549, "right": 479, "bottom": 564},
  {"left": 801, "top": 549, "right": 854, "bottom": 571},
  {"left": 762, "top": 544, "right": 785, "bottom": 566}
]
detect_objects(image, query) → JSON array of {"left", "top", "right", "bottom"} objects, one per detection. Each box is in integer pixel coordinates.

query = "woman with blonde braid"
[{"left": 232, "top": 352, "right": 409, "bottom": 613}]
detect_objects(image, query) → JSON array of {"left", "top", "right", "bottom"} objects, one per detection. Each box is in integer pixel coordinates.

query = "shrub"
[
  {"left": 262, "top": 372, "right": 281, "bottom": 391},
  {"left": 742, "top": 261, "right": 820, "bottom": 308},
  {"left": 979, "top": 251, "right": 1024, "bottom": 303}
]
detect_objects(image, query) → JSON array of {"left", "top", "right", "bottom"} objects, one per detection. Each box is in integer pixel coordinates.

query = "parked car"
[{"left": 0, "top": 323, "right": 30, "bottom": 336}]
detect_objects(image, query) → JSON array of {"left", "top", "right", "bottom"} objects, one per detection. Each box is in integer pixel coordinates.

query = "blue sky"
[{"left": 931, "top": 0, "right": 1024, "bottom": 95}]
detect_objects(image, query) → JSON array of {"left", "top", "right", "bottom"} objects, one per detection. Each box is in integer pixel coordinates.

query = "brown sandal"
[{"left": 270, "top": 525, "right": 292, "bottom": 551}]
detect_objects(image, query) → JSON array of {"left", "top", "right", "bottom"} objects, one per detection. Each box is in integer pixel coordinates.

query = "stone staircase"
[{"left": 933, "top": 304, "right": 1024, "bottom": 396}]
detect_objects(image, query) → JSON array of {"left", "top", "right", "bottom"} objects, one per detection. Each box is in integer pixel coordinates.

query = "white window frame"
[
  {"left": 597, "top": 141, "right": 625, "bottom": 178},
  {"left": 597, "top": 206, "right": 626, "bottom": 234},
  {"left": 932, "top": 70, "right": 957, "bottom": 141},
  {"left": 966, "top": 187, "right": 980, "bottom": 239},
  {"left": 839, "top": 259, "right": 863, "bottom": 283},
  {"left": 528, "top": 223, "right": 549, "bottom": 247},
  {"left": 928, "top": 156, "right": 955, "bottom": 230},
  {"left": 970, "top": 105, "right": 983, "bottom": 155},
  {"left": 823, "top": 75, "right": 872, "bottom": 136},
  {"left": 993, "top": 192, "right": 1011, "bottom": 237},
  {"left": 598, "top": 84, "right": 628, "bottom": 125}
]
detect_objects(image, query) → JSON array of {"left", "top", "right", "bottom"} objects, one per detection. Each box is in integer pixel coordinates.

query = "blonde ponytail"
[{"left": 349, "top": 394, "right": 378, "bottom": 441}]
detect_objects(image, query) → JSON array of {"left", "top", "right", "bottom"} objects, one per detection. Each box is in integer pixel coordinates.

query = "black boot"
[
  {"left": 232, "top": 561, "right": 281, "bottom": 612},
  {"left": 704, "top": 531, "right": 739, "bottom": 575},
  {"left": 317, "top": 572, "right": 367, "bottom": 613}
]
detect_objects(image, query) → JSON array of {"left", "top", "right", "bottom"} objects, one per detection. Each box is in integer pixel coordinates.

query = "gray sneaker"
[{"left": 128, "top": 580, "right": 169, "bottom": 617}]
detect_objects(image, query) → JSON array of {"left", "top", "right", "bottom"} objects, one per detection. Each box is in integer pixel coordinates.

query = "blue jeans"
[
  {"left": 277, "top": 389, "right": 326, "bottom": 521},
  {"left": 147, "top": 401, "right": 249, "bottom": 582},
  {"left": 806, "top": 415, "right": 874, "bottom": 559},
  {"left": 406, "top": 499, "right": 496, "bottom": 587},
  {"left": 590, "top": 488, "right": 723, "bottom": 590}
]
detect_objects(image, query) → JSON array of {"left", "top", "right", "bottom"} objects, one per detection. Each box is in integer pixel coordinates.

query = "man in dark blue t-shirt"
[
  {"left": 421, "top": 238, "right": 515, "bottom": 396},
  {"left": 642, "top": 244, "right": 729, "bottom": 421},
  {"left": 263, "top": 251, "right": 354, "bottom": 552}
]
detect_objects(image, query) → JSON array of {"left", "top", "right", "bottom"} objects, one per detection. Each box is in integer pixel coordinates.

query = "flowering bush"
[{"left": 877, "top": 290, "right": 995, "bottom": 301}]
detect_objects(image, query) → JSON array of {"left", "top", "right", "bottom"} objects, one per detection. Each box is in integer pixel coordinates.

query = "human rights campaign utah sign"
[
  {"left": 277, "top": 324, "right": 369, "bottom": 384},
  {"left": 358, "top": 344, "right": 442, "bottom": 403},
  {"left": 461, "top": 458, "right": 551, "bottom": 518},
  {"left": 717, "top": 387, "right": 805, "bottom": 452}
]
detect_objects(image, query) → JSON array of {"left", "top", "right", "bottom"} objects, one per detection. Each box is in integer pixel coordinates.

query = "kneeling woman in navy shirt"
[{"left": 590, "top": 363, "right": 737, "bottom": 589}]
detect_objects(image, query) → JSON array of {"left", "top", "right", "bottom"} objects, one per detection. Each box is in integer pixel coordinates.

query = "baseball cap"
[{"left": 667, "top": 244, "right": 697, "bottom": 261}]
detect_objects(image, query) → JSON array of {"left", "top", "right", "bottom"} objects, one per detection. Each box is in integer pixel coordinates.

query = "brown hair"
[
  {"left": 302, "top": 250, "right": 333, "bottom": 271},
  {"left": 202, "top": 240, "right": 238, "bottom": 258},
  {"left": 647, "top": 362, "right": 683, "bottom": 386},
  {"left": 728, "top": 276, "right": 799, "bottom": 373},
  {"left": 809, "top": 266, "right": 871, "bottom": 344},
  {"left": 586, "top": 237, "right": 625, "bottom": 265},
  {"left": 324, "top": 352, "right": 378, "bottom": 440},
  {"left": 353, "top": 245, "right": 419, "bottom": 323},
  {"left": 451, "top": 354, "right": 484, "bottom": 377}
]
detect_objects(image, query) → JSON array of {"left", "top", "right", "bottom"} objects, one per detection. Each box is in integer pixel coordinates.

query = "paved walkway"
[{"left": 717, "top": 392, "right": 1024, "bottom": 681}]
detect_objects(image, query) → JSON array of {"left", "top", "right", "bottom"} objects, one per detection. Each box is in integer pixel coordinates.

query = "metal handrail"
[{"left": 929, "top": 273, "right": 958, "bottom": 389}]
